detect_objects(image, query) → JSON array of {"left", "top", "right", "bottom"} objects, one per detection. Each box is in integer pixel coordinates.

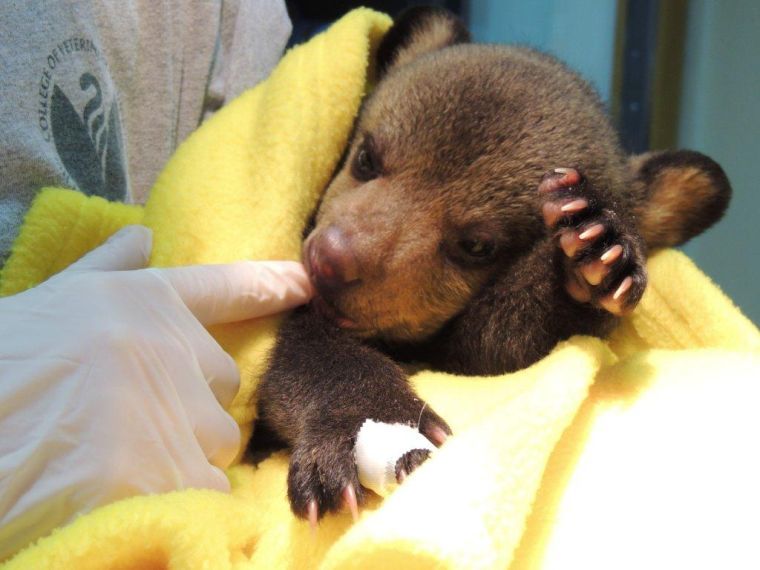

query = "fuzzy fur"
[{"left": 252, "top": 7, "right": 732, "bottom": 519}]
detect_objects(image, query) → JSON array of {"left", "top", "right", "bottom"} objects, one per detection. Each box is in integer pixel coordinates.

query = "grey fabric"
[{"left": 0, "top": 0, "right": 291, "bottom": 264}]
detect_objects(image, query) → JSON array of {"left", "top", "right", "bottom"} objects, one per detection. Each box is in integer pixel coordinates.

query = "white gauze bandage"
[{"left": 354, "top": 419, "right": 436, "bottom": 497}]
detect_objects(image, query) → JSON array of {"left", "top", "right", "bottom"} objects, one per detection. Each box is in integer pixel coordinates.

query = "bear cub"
[{"left": 253, "top": 7, "right": 731, "bottom": 523}]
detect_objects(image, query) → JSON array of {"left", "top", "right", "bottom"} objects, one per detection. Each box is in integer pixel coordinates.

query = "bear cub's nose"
[{"left": 305, "top": 225, "right": 361, "bottom": 295}]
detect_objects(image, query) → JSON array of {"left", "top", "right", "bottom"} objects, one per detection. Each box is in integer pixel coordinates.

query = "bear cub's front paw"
[
  {"left": 539, "top": 167, "right": 647, "bottom": 315},
  {"left": 287, "top": 407, "right": 450, "bottom": 527},
  {"left": 287, "top": 435, "right": 363, "bottom": 528}
]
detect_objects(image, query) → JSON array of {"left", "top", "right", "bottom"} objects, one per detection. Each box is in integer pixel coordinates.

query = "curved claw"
[
  {"left": 342, "top": 484, "right": 360, "bottom": 522},
  {"left": 599, "top": 276, "right": 635, "bottom": 316},
  {"left": 542, "top": 198, "right": 589, "bottom": 228},
  {"left": 538, "top": 167, "right": 582, "bottom": 193},
  {"left": 425, "top": 425, "right": 449, "bottom": 447},
  {"left": 307, "top": 499, "right": 319, "bottom": 535}
]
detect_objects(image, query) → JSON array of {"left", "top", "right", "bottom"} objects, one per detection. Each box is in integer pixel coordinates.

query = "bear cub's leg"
[
  {"left": 257, "top": 307, "right": 451, "bottom": 525},
  {"left": 540, "top": 168, "right": 648, "bottom": 315}
]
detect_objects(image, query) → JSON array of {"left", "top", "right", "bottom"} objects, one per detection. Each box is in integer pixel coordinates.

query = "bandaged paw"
[{"left": 354, "top": 419, "right": 436, "bottom": 497}]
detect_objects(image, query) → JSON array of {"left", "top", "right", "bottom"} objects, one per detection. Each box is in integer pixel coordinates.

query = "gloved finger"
[
  {"left": 193, "top": 403, "right": 241, "bottom": 469},
  {"left": 170, "top": 347, "right": 241, "bottom": 467},
  {"left": 207, "top": 465, "right": 232, "bottom": 493},
  {"left": 67, "top": 225, "right": 153, "bottom": 273},
  {"left": 160, "top": 417, "right": 234, "bottom": 491},
  {"left": 204, "top": 349, "right": 240, "bottom": 410},
  {"left": 152, "top": 312, "right": 242, "bottom": 465},
  {"left": 173, "top": 312, "right": 241, "bottom": 408},
  {"left": 184, "top": 464, "right": 232, "bottom": 494},
  {"left": 154, "top": 261, "right": 313, "bottom": 326}
]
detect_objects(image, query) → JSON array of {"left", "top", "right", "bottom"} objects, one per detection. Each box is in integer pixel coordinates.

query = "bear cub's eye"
[
  {"left": 444, "top": 226, "right": 500, "bottom": 267},
  {"left": 458, "top": 238, "right": 495, "bottom": 259},
  {"left": 351, "top": 138, "right": 382, "bottom": 181}
]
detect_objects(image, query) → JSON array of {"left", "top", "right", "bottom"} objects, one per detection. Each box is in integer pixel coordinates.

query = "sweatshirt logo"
[{"left": 38, "top": 38, "right": 127, "bottom": 201}]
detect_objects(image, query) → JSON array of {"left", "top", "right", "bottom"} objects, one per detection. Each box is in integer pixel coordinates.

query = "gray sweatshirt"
[{"left": 0, "top": 0, "right": 292, "bottom": 264}]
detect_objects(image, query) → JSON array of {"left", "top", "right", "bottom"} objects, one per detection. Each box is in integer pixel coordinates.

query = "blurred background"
[{"left": 286, "top": 0, "right": 760, "bottom": 326}]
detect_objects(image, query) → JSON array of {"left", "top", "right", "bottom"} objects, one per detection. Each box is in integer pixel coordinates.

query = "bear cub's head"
[{"left": 303, "top": 7, "right": 730, "bottom": 343}]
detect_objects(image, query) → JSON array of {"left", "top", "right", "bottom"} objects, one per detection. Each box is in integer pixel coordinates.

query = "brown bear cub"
[{"left": 253, "top": 7, "right": 731, "bottom": 523}]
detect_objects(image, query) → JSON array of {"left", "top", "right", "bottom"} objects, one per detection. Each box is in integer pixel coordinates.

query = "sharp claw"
[
  {"left": 560, "top": 198, "right": 588, "bottom": 213},
  {"left": 307, "top": 499, "right": 319, "bottom": 534},
  {"left": 342, "top": 484, "right": 360, "bottom": 523},
  {"left": 598, "top": 276, "right": 637, "bottom": 316},
  {"left": 613, "top": 276, "right": 634, "bottom": 300},
  {"left": 601, "top": 244, "right": 623, "bottom": 265},
  {"left": 539, "top": 168, "right": 581, "bottom": 193},
  {"left": 578, "top": 223, "right": 605, "bottom": 241},
  {"left": 552, "top": 167, "right": 582, "bottom": 187},
  {"left": 427, "top": 425, "right": 449, "bottom": 447},
  {"left": 544, "top": 198, "right": 589, "bottom": 228}
]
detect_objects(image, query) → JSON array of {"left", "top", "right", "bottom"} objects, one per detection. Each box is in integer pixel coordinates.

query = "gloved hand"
[{"left": 0, "top": 225, "right": 312, "bottom": 559}]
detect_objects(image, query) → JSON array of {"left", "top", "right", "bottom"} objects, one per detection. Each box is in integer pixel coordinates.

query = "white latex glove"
[{"left": 0, "top": 225, "right": 312, "bottom": 559}]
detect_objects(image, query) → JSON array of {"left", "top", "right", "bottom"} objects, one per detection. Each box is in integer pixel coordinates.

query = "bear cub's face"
[
  {"left": 302, "top": 8, "right": 730, "bottom": 346},
  {"left": 303, "top": 39, "right": 627, "bottom": 343},
  {"left": 307, "top": 53, "right": 519, "bottom": 341}
]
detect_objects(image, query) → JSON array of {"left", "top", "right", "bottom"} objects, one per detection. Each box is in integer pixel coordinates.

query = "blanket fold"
[{"left": 2, "top": 8, "right": 758, "bottom": 569}]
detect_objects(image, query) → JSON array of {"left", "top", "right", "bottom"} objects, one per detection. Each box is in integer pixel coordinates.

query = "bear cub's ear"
[
  {"left": 630, "top": 150, "right": 731, "bottom": 250},
  {"left": 377, "top": 6, "right": 470, "bottom": 77}
]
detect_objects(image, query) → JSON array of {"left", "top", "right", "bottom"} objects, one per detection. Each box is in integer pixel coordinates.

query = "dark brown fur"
[{"left": 253, "top": 7, "right": 731, "bottom": 519}]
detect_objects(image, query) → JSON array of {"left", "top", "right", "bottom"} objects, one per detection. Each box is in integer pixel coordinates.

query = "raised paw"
[
  {"left": 287, "top": 436, "right": 364, "bottom": 529},
  {"left": 539, "top": 167, "right": 647, "bottom": 315}
]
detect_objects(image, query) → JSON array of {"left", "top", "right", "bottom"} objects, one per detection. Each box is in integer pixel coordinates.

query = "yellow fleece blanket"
[{"left": 2, "top": 8, "right": 759, "bottom": 569}]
